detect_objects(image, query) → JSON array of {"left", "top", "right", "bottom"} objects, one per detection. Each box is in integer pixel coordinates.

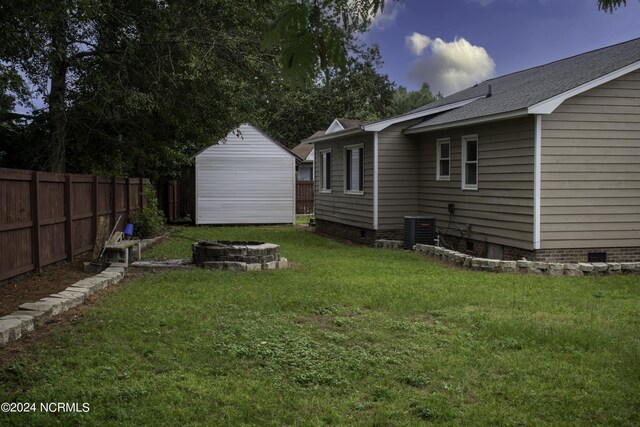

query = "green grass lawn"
[
  {"left": 295, "top": 214, "right": 314, "bottom": 225},
  {"left": 1, "top": 226, "right": 639, "bottom": 425}
]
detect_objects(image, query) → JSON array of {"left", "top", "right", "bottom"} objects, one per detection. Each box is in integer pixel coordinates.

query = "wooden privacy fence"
[
  {"left": 296, "top": 180, "right": 314, "bottom": 214},
  {"left": 154, "top": 179, "right": 192, "bottom": 222},
  {"left": 0, "top": 167, "right": 149, "bottom": 282}
]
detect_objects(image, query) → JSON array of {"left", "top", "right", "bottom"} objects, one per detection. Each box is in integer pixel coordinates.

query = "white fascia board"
[
  {"left": 364, "top": 96, "right": 486, "bottom": 132},
  {"left": 528, "top": 59, "right": 640, "bottom": 114},
  {"left": 301, "top": 127, "right": 362, "bottom": 144},
  {"left": 404, "top": 110, "right": 529, "bottom": 134},
  {"left": 533, "top": 115, "right": 542, "bottom": 250}
]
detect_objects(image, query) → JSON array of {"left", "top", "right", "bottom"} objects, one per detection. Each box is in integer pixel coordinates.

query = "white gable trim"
[
  {"left": 528, "top": 59, "right": 640, "bottom": 114},
  {"left": 326, "top": 119, "right": 345, "bottom": 134},
  {"left": 193, "top": 123, "right": 296, "bottom": 160},
  {"left": 305, "top": 149, "right": 314, "bottom": 162},
  {"left": 364, "top": 96, "right": 486, "bottom": 132}
]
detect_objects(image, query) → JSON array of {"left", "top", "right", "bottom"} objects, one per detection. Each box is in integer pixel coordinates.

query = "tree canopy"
[
  {"left": 0, "top": 0, "right": 394, "bottom": 176},
  {"left": 597, "top": 0, "right": 629, "bottom": 12}
]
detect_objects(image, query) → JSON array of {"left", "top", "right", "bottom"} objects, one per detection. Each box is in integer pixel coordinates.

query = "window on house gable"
[
  {"left": 320, "top": 150, "right": 331, "bottom": 192},
  {"left": 462, "top": 135, "right": 478, "bottom": 190},
  {"left": 345, "top": 145, "right": 364, "bottom": 193},
  {"left": 436, "top": 138, "right": 451, "bottom": 181}
]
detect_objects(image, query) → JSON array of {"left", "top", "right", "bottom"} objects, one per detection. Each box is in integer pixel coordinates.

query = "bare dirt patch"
[{"left": 0, "top": 257, "right": 92, "bottom": 317}]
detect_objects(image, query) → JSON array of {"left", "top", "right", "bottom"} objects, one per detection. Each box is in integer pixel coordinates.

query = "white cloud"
[
  {"left": 405, "top": 32, "right": 432, "bottom": 56},
  {"left": 406, "top": 35, "right": 496, "bottom": 95},
  {"left": 369, "top": 0, "right": 403, "bottom": 30}
]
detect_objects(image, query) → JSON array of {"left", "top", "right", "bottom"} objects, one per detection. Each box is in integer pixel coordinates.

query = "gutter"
[{"left": 403, "top": 109, "right": 529, "bottom": 135}]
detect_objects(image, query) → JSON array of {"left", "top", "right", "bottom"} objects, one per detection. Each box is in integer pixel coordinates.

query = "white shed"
[{"left": 194, "top": 124, "right": 297, "bottom": 224}]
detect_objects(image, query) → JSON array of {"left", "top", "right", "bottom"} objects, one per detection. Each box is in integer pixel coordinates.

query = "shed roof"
[{"left": 193, "top": 123, "right": 300, "bottom": 161}]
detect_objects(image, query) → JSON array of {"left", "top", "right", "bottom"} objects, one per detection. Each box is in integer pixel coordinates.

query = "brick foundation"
[
  {"left": 374, "top": 229, "right": 404, "bottom": 241},
  {"left": 534, "top": 247, "right": 640, "bottom": 263},
  {"left": 317, "top": 219, "right": 640, "bottom": 263},
  {"left": 439, "top": 235, "right": 640, "bottom": 262},
  {"left": 315, "top": 219, "right": 377, "bottom": 245}
]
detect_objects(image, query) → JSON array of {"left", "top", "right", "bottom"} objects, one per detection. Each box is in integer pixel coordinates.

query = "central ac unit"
[{"left": 404, "top": 216, "right": 437, "bottom": 249}]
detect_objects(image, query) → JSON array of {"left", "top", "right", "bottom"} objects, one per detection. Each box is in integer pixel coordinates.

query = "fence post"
[
  {"left": 125, "top": 177, "right": 131, "bottom": 222},
  {"left": 65, "top": 174, "right": 73, "bottom": 261},
  {"left": 111, "top": 176, "right": 117, "bottom": 229},
  {"left": 92, "top": 175, "right": 98, "bottom": 241},
  {"left": 140, "top": 178, "right": 145, "bottom": 209},
  {"left": 31, "top": 171, "right": 41, "bottom": 271}
]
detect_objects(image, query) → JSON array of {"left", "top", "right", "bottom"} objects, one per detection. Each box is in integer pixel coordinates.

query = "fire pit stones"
[{"left": 192, "top": 241, "right": 287, "bottom": 271}]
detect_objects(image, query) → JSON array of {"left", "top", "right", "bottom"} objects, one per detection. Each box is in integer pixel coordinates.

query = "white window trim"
[
  {"left": 461, "top": 134, "right": 478, "bottom": 191},
  {"left": 319, "top": 149, "right": 332, "bottom": 193},
  {"left": 436, "top": 138, "right": 451, "bottom": 181},
  {"left": 344, "top": 143, "right": 364, "bottom": 195}
]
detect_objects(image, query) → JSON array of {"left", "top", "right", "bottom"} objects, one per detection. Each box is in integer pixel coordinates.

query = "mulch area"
[{"left": 0, "top": 257, "right": 93, "bottom": 317}]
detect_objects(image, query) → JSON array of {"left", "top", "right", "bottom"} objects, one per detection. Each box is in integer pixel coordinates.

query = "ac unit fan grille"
[{"left": 404, "top": 216, "right": 436, "bottom": 249}]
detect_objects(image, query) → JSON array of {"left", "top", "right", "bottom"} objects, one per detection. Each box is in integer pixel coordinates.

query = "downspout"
[
  {"left": 533, "top": 115, "right": 542, "bottom": 250},
  {"left": 194, "top": 156, "right": 199, "bottom": 225},
  {"left": 373, "top": 132, "right": 379, "bottom": 230}
]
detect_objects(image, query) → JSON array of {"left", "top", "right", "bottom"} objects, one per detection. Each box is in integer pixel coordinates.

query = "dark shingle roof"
[
  {"left": 407, "top": 37, "right": 640, "bottom": 130},
  {"left": 291, "top": 142, "right": 314, "bottom": 160},
  {"left": 337, "top": 118, "right": 366, "bottom": 129}
]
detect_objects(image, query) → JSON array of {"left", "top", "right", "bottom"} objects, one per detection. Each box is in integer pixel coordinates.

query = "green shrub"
[{"left": 130, "top": 183, "right": 165, "bottom": 238}]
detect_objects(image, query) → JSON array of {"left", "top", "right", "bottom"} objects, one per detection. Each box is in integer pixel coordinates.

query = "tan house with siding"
[{"left": 307, "top": 38, "right": 640, "bottom": 262}]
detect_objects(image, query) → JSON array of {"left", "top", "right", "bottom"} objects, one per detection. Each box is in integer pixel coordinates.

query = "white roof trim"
[
  {"left": 363, "top": 96, "right": 486, "bottom": 132},
  {"left": 528, "top": 59, "right": 640, "bottom": 114},
  {"left": 325, "top": 119, "right": 345, "bottom": 134},
  {"left": 305, "top": 150, "right": 314, "bottom": 162},
  {"left": 404, "top": 110, "right": 528, "bottom": 134}
]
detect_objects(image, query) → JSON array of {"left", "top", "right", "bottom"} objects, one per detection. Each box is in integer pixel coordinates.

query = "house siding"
[
  {"left": 314, "top": 134, "right": 374, "bottom": 229},
  {"left": 378, "top": 121, "right": 421, "bottom": 230},
  {"left": 540, "top": 68, "right": 640, "bottom": 249},
  {"left": 195, "top": 124, "right": 295, "bottom": 224},
  {"left": 417, "top": 116, "right": 536, "bottom": 250}
]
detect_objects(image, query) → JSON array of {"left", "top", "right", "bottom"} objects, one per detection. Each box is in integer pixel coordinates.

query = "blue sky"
[{"left": 364, "top": 0, "right": 640, "bottom": 95}]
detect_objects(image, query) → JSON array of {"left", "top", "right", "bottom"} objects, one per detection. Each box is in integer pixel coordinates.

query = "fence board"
[
  {"left": 296, "top": 180, "right": 314, "bottom": 214},
  {"left": 0, "top": 167, "right": 161, "bottom": 282}
]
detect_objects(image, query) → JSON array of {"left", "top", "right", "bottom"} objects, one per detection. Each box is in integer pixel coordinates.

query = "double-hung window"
[
  {"left": 462, "top": 135, "right": 478, "bottom": 190},
  {"left": 436, "top": 138, "right": 451, "bottom": 181},
  {"left": 345, "top": 144, "right": 364, "bottom": 193},
  {"left": 320, "top": 150, "right": 331, "bottom": 192}
]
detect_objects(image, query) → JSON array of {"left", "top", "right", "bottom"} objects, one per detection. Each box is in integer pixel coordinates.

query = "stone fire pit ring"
[{"left": 192, "top": 241, "right": 288, "bottom": 271}]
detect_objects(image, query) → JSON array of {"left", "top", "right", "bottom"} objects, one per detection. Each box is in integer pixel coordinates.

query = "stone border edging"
[
  {"left": 0, "top": 234, "right": 168, "bottom": 345},
  {"left": 374, "top": 240, "right": 639, "bottom": 276},
  {"left": 0, "top": 266, "right": 125, "bottom": 345}
]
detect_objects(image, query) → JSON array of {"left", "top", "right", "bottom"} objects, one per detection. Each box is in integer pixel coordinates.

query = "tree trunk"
[{"left": 48, "top": 16, "right": 68, "bottom": 173}]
